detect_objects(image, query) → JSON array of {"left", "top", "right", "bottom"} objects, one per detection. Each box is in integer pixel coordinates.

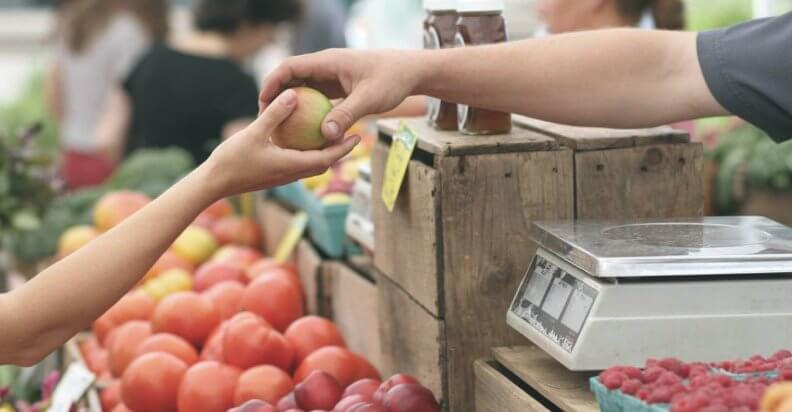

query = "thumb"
[
  {"left": 249, "top": 89, "right": 297, "bottom": 136},
  {"left": 321, "top": 89, "right": 371, "bottom": 142}
]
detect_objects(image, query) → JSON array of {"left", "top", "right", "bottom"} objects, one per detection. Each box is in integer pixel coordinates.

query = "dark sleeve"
[
  {"left": 697, "top": 12, "right": 792, "bottom": 142},
  {"left": 220, "top": 74, "right": 260, "bottom": 123}
]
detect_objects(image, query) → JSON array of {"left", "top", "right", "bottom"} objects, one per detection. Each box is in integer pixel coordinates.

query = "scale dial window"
[{"left": 511, "top": 255, "right": 598, "bottom": 353}]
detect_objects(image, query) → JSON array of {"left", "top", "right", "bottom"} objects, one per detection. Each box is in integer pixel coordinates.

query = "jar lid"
[
  {"left": 456, "top": 0, "right": 504, "bottom": 12},
  {"left": 424, "top": 0, "right": 456, "bottom": 11}
]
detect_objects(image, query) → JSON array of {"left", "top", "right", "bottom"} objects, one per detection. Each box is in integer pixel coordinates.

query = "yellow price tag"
[
  {"left": 273, "top": 212, "right": 308, "bottom": 263},
  {"left": 381, "top": 123, "right": 418, "bottom": 212}
]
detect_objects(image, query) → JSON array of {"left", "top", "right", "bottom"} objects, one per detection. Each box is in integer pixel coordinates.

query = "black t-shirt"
[
  {"left": 697, "top": 12, "right": 792, "bottom": 142},
  {"left": 123, "top": 44, "right": 259, "bottom": 164}
]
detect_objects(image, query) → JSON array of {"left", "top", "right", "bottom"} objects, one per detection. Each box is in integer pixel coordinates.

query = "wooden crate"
[
  {"left": 373, "top": 118, "right": 574, "bottom": 411},
  {"left": 514, "top": 115, "right": 704, "bottom": 219},
  {"left": 296, "top": 238, "right": 327, "bottom": 315},
  {"left": 323, "top": 256, "right": 382, "bottom": 370},
  {"left": 475, "top": 346, "right": 598, "bottom": 412},
  {"left": 372, "top": 117, "right": 703, "bottom": 411},
  {"left": 256, "top": 195, "right": 297, "bottom": 257}
]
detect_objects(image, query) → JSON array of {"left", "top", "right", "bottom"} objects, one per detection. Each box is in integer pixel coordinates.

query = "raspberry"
[
  {"left": 601, "top": 372, "right": 624, "bottom": 390},
  {"left": 648, "top": 386, "right": 673, "bottom": 404},
  {"left": 643, "top": 367, "right": 665, "bottom": 383},
  {"left": 645, "top": 358, "right": 659, "bottom": 368},
  {"left": 659, "top": 358, "right": 685, "bottom": 376},
  {"left": 658, "top": 371, "right": 683, "bottom": 386},
  {"left": 620, "top": 378, "right": 642, "bottom": 395},
  {"left": 772, "top": 349, "right": 792, "bottom": 360},
  {"left": 636, "top": 387, "right": 651, "bottom": 401}
]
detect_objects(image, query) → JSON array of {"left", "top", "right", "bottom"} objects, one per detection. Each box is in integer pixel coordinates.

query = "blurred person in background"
[
  {"left": 291, "top": 0, "right": 347, "bottom": 55},
  {"left": 536, "top": 0, "right": 685, "bottom": 35},
  {"left": 97, "top": 0, "right": 300, "bottom": 166},
  {"left": 46, "top": 0, "right": 169, "bottom": 189},
  {"left": 535, "top": 0, "right": 694, "bottom": 135}
]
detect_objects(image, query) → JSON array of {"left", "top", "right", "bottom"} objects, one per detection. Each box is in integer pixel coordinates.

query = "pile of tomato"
[{"left": 73, "top": 198, "right": 439, "bottom": 412}]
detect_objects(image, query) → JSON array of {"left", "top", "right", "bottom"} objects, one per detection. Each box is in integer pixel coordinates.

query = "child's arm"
[{"left": 0, "top": 89, "right": 359, "bottom": 366}]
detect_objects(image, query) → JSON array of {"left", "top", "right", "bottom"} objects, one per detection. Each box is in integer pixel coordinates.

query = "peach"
[
  {"left": 372, "top": 375, "right": 419, "bottom": 404},
  {"left": 276, "top": 392, "right": 298, "bottom": 411},
  {"left": 294, "top": 371, "right": 342, "bottom": 411},
  {"left": 57, "top": 225, "right": 99, "bottom": 258},
  {"left": 212, "top": 245, "right": 263, "bottom": 269},
  {"left": 93, "top": 191, "right": 151, "bottom": 232},
  {"left": 342, "top": 379, "right": 380, "bottom": 401},
  {"left": 171, "top": 226, "right": 218, "bottom": 264},
  {"left": 211, "top": 217, "right": 262, "bottom": 249},
  {"left": 381, "top": 384, "right": 440, "bottom": 412},
  {"left": 271, "top": 87, "right": 333, "bottom": 151}
]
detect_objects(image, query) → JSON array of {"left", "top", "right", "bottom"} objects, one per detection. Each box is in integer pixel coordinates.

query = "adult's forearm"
[
  {"left": 417, "top": 29, "right": 726, "bottom": 128},
  {"left": 2, "top": 165, "right": 217, "bottom": 364}
]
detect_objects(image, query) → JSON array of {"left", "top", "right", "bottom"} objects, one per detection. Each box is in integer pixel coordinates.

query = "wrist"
[
  {"left": 411, "top": 49, "right": 445, "bottom": 96},
  {"left": 187, "top": 160, "right": 225, "bottom": 206}
]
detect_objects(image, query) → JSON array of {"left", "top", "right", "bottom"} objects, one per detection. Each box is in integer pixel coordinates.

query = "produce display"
[
  {"left": 15, "top": 148, "right": 194, "bottom": 264},
  {"left": 592, "top": 351, "right": 792, "bottom": 412},
  {"left": 59, "top": 192, "right": 440, "bottom": 412}
]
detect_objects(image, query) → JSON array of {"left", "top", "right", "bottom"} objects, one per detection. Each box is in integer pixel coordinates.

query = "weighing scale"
[{"left": 507, "top": 216, "right": 792, "bottom": 371}]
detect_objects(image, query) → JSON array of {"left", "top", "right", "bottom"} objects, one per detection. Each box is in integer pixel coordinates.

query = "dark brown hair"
[
  {"left": 194, "top": 0, "right": 301, "bottom": 34},
  {"left": 60, "top": 0, "right": 169, "bottom": 53},
  {"left": 615, "top": 0, "right": 686, "bottom": 30}
]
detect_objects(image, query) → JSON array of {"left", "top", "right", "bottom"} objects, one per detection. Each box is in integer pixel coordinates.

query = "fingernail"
[
  {"left": 324, "top": 121, "right": 340, "bottom": 139},
  {"left": 281, "top": 89, "right": 296, "bottom": 106},
  {"left": 351, "top": 135, "right": 361, "bottom": 145}
]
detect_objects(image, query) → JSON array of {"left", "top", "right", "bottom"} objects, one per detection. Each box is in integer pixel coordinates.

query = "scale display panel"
[{"left": 510, "top": 255, "right": 598, "bottom": 353}]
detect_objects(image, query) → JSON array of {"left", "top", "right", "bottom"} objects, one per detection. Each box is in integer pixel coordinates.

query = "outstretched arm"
[
  {"left": 260, "top": 29, "right": 726, "bottom": 140},
  {"left": 0, "top": 89, "right": 359, "bottom": 366}
]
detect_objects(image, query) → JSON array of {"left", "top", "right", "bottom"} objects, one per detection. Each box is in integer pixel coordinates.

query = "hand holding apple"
[{"left": 200, "top": 89, "right": 360, "bottom": 200}]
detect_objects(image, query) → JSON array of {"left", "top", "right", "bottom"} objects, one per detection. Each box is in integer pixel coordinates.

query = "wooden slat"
[
  {"left": 438, "top": 149, "right": 575, "bottom": 412},
  {"left": 474, "top": 360, "right": 551, "bottom": 412},
  {"left": 372, "top": 141, "right": 442, "bottom": 316},
  {"left": 377, "top": 273, "right": 445, "bottom": 403},
  {"left": 575, "top": 143, "right": 704, "bottom": 219},
  {"left": 378, "top": 118, "right": 557, "bottom": 157},
  {"left": 513, "top": 115, "right": 690, "bottom": 151},
  {"left": 256, "top": 196, "right": 296, "bottom": 258},
  {"left": 326, "top": 261, "right": 382, "bottom": 370},
  {"left": 493, "top": 346, "right": 598, "bottom": 412},
  {"left": 295, "top": 239, "right": 324, "bottom": 315}
]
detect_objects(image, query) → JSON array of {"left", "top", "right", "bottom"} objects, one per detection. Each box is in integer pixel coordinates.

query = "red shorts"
[{"left": 61, "top": 150, "right": 114, "bottom": 189}]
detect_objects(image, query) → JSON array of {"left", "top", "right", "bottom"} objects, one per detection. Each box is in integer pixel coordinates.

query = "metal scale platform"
[{"left": 507, "top": 216, "right": 792, "bottom": 371}]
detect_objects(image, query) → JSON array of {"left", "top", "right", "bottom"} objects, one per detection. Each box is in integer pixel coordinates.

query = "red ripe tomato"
[
  {"left": 241, "top": 274, "right": 304, "bottom": 332},
  {"left": 108, "top": 321, "right": 152, "bottom": 377},
  {"left": 223, "top": 312, "right": 294, "bottom": 371},
  {"left": 136, "top": 333, "right": 199, "bottom": 366},
  {"left": 211, "top": 216, "right": 262, "bottom": 248},
  {"left": 201, "top": 321, "right": 228, "bottom": 362},
  {"left": 100, "top": 380, "right": 122, "bottom": 411},
  {"left": 178, "top": 361, "right": 241, "bottom": 412},
  {"left": 202, "top": 281, "right": 246, "bottom": 321},
  {"left": 111, "top": 404, "right": 133, "bottom": 412},
  {"left": 193, "top": 262, "right": 247, "bottom": 292},
  {"left": 294, "top": 347, "right": 371, "bottom": 388},
  {"left": 94, "top": 291, "right": 157, "bottom": 345},
  {"left": 151, "top": 292, "right": 220, "bottom": 348},
  {"left": 121, "top": 352, "right": 188, "bottom": 412},
  {"left": 284, "top": 316, "right": 346, "bottom": 364},
  {"left": 234, "top": 365, "right": 294, "bottom": 406}
]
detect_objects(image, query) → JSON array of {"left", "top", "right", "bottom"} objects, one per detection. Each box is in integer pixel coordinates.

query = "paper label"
[
  {"left": 48, "top": 363, "right": 95, "bottom": 412},
  {"left": 381, "top": 123, "right": 418, "bottom": 212},
  {"left": 273, "top": 212, "right": 308, "bottom": 263}
]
